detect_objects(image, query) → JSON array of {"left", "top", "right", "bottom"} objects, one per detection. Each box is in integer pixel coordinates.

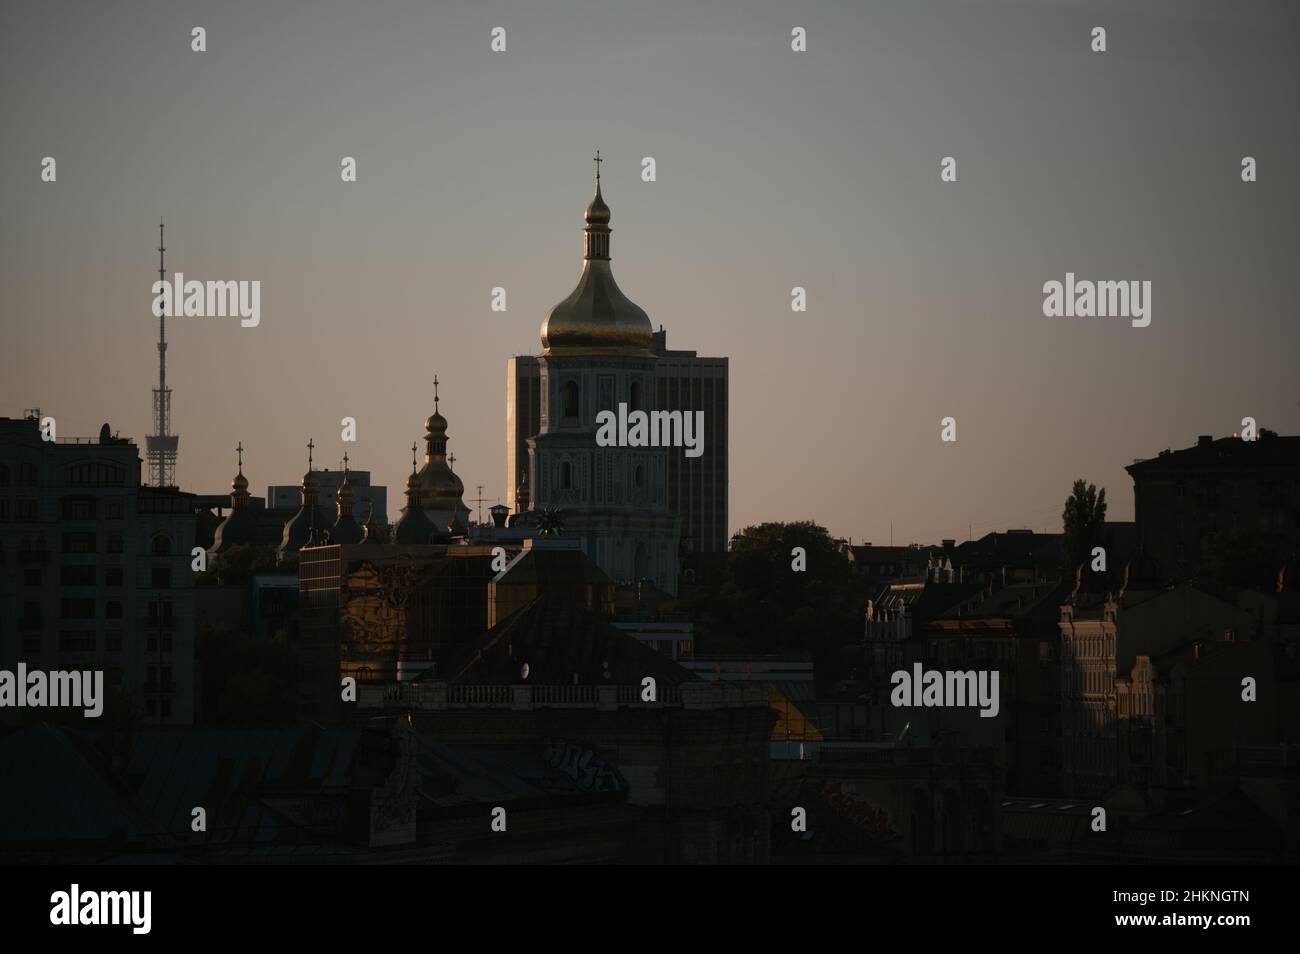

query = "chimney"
[{"left": 1197, "top": 435, "right": 1213, "bottom": 446}]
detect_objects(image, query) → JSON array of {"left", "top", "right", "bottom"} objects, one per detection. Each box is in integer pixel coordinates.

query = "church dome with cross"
[
  {"left": 540, "top": 152, "right": 653, "bottom": 355},
  {"left": 413, "top": 376, "right": 471, "bottom": 533}
]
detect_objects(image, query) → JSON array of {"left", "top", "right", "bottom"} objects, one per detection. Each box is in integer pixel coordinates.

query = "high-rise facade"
[
  {"left": 0, "top": 414, "right": 196, "bottom": 724},
  {"left": 651, "top": 329, "right": 728, "bottom": 555}
]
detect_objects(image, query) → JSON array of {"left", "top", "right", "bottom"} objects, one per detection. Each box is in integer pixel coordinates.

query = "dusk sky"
[{"left": 3, "top": 0, "right": 1296, "bottom": 544}]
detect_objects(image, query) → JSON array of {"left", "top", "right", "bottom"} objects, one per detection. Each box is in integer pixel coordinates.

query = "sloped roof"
[{"left": 450, "top": 593, "right": 698, "bottom": 686}]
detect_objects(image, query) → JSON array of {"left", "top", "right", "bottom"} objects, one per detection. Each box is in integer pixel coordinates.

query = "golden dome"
[
  {"left": 540, "top": 166, "right": 652, "bottom": 355},
  {"left": 584, "top": 182, "right": 610, "bottom": 225},
  {"left": 231, "top": 471, "right": 249, "bottom": 493}
]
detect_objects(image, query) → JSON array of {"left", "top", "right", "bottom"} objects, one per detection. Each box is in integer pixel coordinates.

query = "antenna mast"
[{"left": 146, "top": 219, "right": 179, "bottom": 486}]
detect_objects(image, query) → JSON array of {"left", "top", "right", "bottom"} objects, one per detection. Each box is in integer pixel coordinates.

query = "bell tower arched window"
[{"left": 563, "top": 381, "right": 579, "bottom": 419}]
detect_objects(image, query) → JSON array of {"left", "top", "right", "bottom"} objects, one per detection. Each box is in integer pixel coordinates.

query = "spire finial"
[
  {"left": 307, "top": 438, "right": 314, "bottom": 470},
  {"left": 342, "top": 451, "right": 350, "bottom": 476},
  {"left": 236, "top": 441, "right": 244, "bottom": 473},
  {"left": 448, "top": 451, "right": 457, "bottom": 471},
  {"left": 593, "top": 149, "right": 602, "bottom": 181},
  {"left": 433, "top": 374, "right": 440, "bottom": 413},
  {"left": 411, "top": 442, "right": 418, "bottom": 473}
]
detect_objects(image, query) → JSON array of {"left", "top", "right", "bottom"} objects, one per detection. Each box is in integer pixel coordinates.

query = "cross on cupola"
[
  {"left": 306, "top": 438, "right": 314, "bottom": 470},
  {"left": 236, "top": 441, "right": 244, "bottom": 472}
]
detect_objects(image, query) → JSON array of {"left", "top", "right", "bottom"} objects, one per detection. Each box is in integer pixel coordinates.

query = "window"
[
  {"left": 561, "top": 461, "right": 572, "bottom": 490},
  {"left": 15, "top": 499, "right": 37, "bottom": 521},
  {"left": 635, "top": 464, "right": 644, "bottom": 489},
  {"left": 60, "top": 598, "right": 96, "bottom": 619},
  {"left": 58, "top": 632, "right": 95, "bottom": 652},
  {"left": 105, "top": 567, "right": 123, "bottom": 587},
  {"left": 146, "top": 699, "right": 157, "bottom": 717},
  {"left": 61, "top": 532, "right": 96, "bottom": 554},
  {"left": 151, "top": 567, "right": 171, "bottom": 589},
  {"left": 16, "top": 462, "right": 36, "bottom": 484},
  {"left": 105, "top": 601, "right": 123, "bottom": 619},
  {"left": 60, "top": 497, "right": 98, "bottom": 520},
  {"left": 106, "top": 500, "right": 123, "bottom": 519},
  {"left": 23, "top": 568, "right": 41, "bottom": 587},
  {"left": 106, "top": 535, "right": 123, "bottom": 554},
  {"left": 630, "top": 380, "right": 641, "bottom": 412},
  {"left": 162, "top": 700, "right": 172, "bottom": 718},
  {"left": 60, "top": 565, "right": 96, "bottom": 586},
  {"left": 151, "top": 533, "right": 172, "bottom": 556},
  {"left": 21, "top": 601, "right": 41, "bottom": 625},
  {"left": 64, "top": 462, "right": 124, "bottom": 486},
  {"left": 563, "top": 381, "right": 579, "bottom": 418},
  {"left": 105, "top": 633, "right": 122, "bottom": 653},
  {"left": 0, "top": 500, "right": 8, "bottom": 521}
]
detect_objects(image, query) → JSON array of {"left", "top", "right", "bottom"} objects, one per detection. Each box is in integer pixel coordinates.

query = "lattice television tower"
[{"left": 145, "top": 219, "right": 178, "bottom": 487}]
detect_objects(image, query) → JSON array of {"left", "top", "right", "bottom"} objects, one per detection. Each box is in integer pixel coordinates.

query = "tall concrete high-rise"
[
  {"left": 651, "top": 328, "right": 728, "bottom": 556},
  {"left": 505, "top": 355, "right": 541, "bottom": 514}
]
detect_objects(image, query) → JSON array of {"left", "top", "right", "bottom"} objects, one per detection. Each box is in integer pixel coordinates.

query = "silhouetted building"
[
  {"left": 1127, "top": 431, "right": 1300, "bottom": 583},
  {"left": 0, "top": 414, "right": 196, "bottom": 724}
]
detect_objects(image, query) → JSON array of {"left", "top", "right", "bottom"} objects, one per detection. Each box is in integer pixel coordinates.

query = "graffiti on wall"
[
  {"left": 821, "top": 781, "right": 897, "bottom": 840},
  {"left": 543, "top": 737, "right": 626, "bottom": 793}
]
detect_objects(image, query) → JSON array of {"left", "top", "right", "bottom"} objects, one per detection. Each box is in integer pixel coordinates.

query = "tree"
[
  {"left": 687, "top": 521, "right": 870, "bottom": 670},
  {"left": 1060, "top": 479, "right": 1107, "bottom": 578},
  {"left": 196, "top": 543, "right": 281, "bottom": 586}
]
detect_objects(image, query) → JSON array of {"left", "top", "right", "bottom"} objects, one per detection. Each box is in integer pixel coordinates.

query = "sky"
[{"left": 2, "top": 0, "right": 1296, "bottom": 545}]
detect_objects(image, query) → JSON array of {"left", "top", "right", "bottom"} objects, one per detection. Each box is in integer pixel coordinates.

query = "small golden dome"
[
  {"left": 231, "top": 471, "right": 249, "bottom": 493},
  {"left": 540, "top": 170, "right": 652, "bottom": 355},
  {"left": 584, "top": 182, "right": 610, "bottom": 225}
]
